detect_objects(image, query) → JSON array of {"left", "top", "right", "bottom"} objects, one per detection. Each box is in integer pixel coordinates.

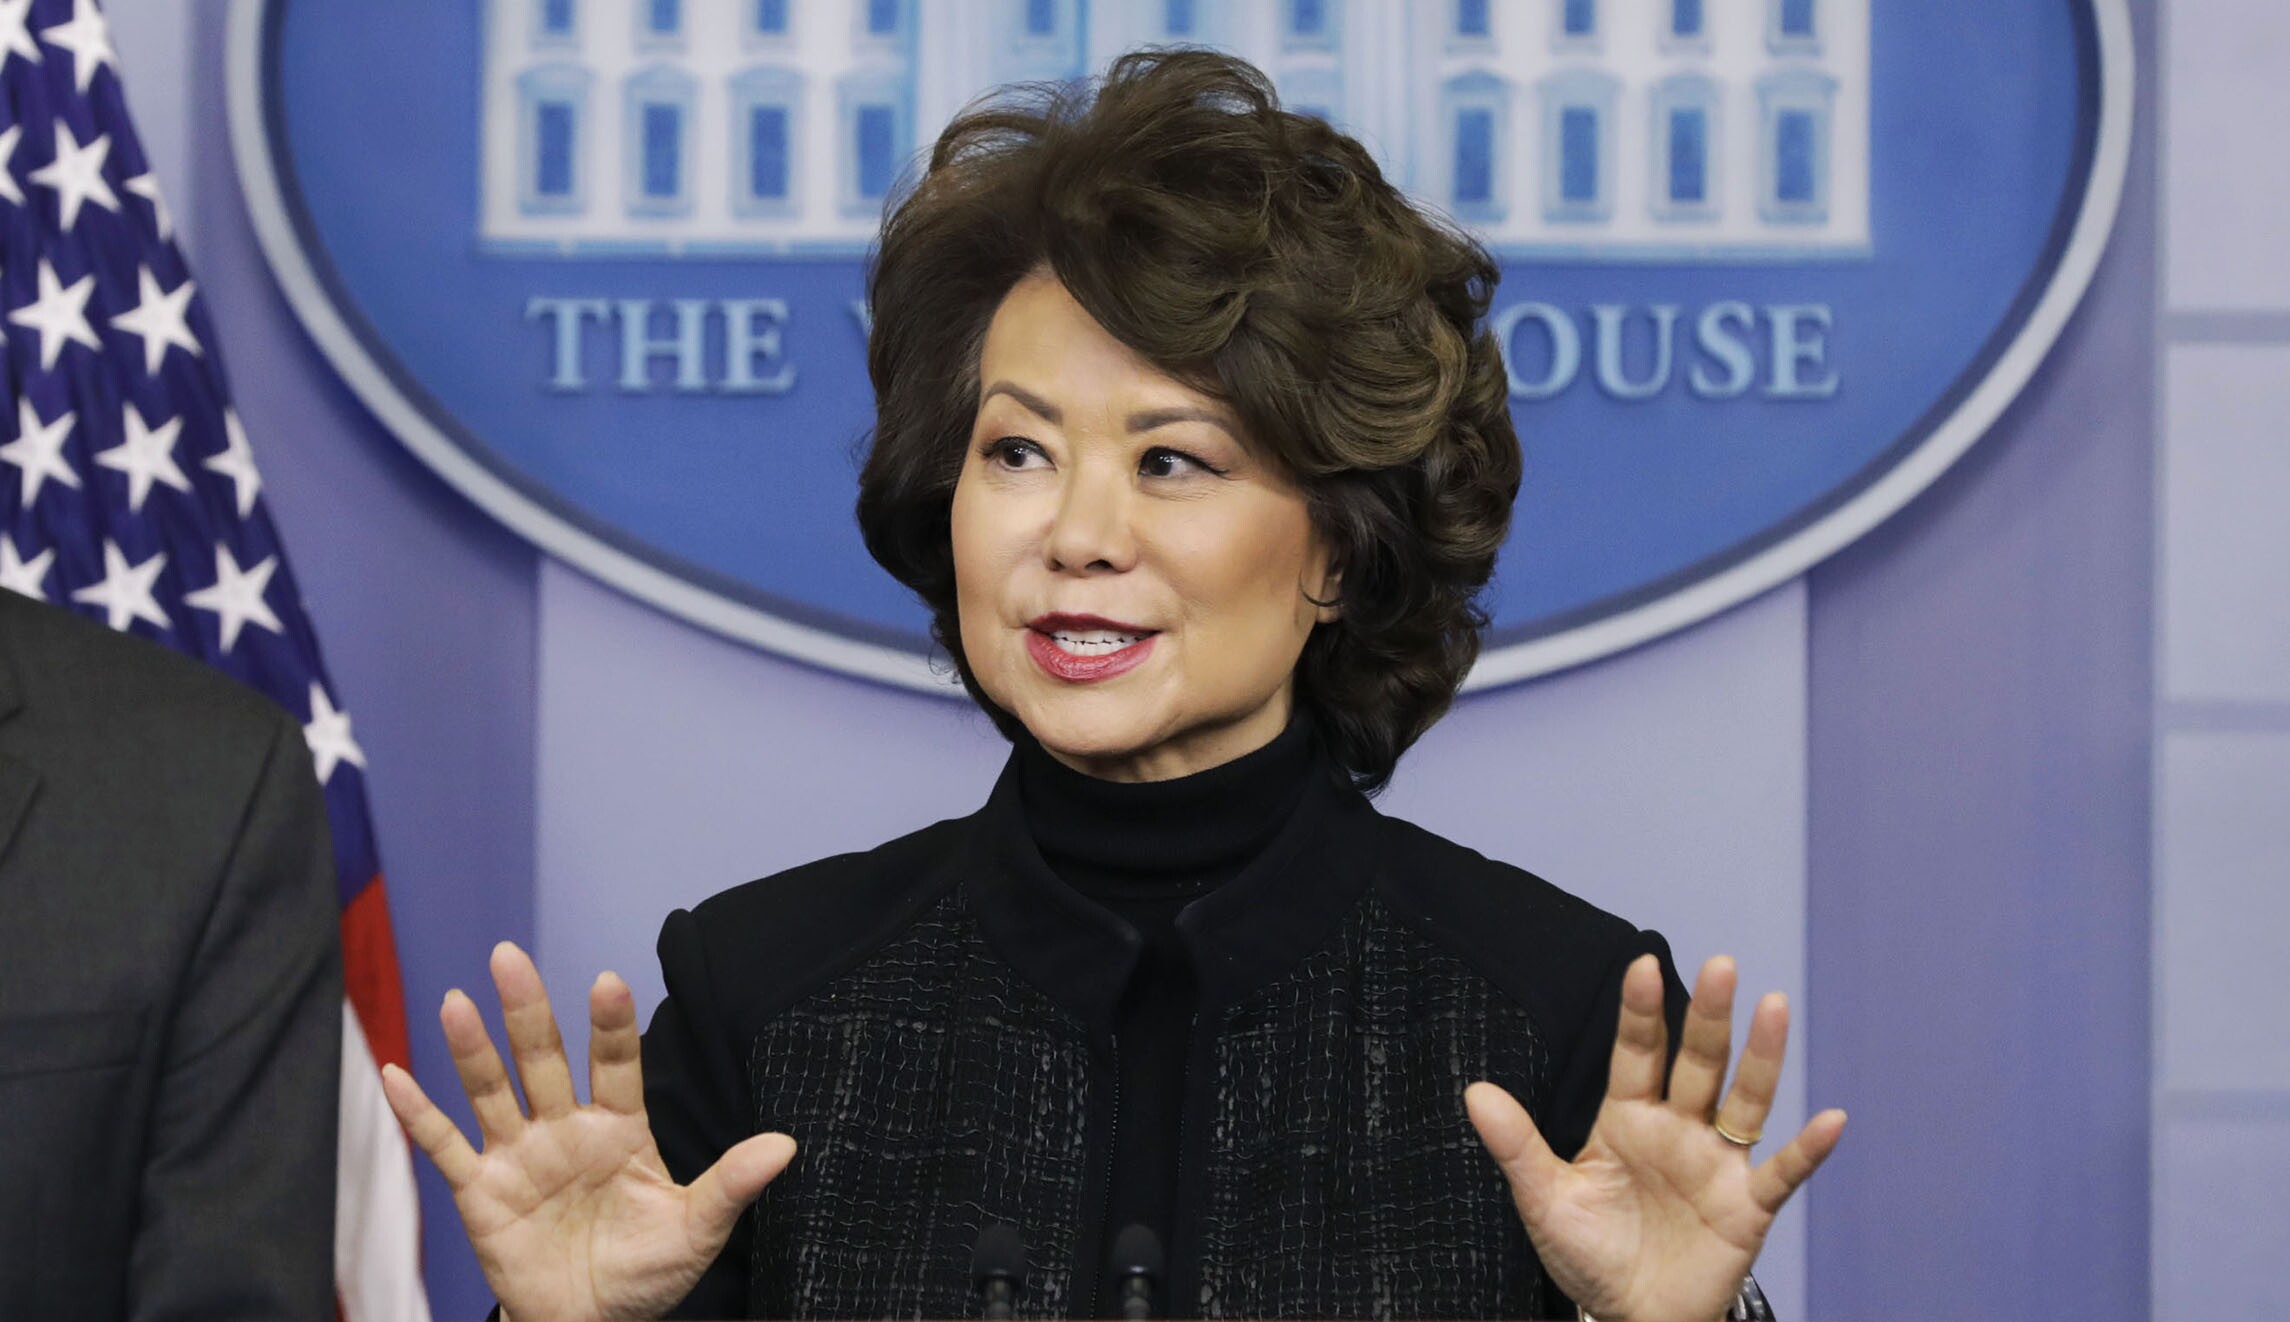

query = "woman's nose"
[{"left": 1043, "top": 467, "right": 1138, "bottom": 573}]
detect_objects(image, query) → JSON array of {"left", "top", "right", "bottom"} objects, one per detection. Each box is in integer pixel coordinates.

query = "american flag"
[{"left": 0, "top": 2, "right": 428, "bottom": 1318}]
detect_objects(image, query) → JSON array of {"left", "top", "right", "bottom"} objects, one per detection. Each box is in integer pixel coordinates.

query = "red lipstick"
[{"left": 1025, "top": 614, "right": 1158, "bottom": 683}]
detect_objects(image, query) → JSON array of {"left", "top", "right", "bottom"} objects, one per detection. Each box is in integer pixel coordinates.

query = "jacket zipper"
[
  {"left": 1163, "top": 1008, "right": 1218, "bottom": 1310},
  {"left": 1167, "top": 1013, "right": 1206, "bottom": 1317},
  {"left": 1077, "top": 1032, "right": 1122, "bottom": 1317}
]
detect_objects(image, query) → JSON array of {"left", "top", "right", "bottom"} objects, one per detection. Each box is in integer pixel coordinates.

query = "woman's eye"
[
  {"left": 984, "top": 437, "right": 1045, "bottom": 469},
  {"left": 1139, "top": 447, "right": 1218, "bottom": 479}
]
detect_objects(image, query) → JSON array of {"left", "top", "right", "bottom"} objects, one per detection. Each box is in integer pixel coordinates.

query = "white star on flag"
[
  {"left": 27, "top": 120, "right": 115, "bottom": 230},
  {"left": 124, "top": 171, "right": 170, "bottom": 240},
  {"left": 0, "top": 123, "right": 23, "bottom": 207},
  {"left": 1, "top": 397, "right": 78, "bottom": 506},
  {"left": 39, "top": 0, "right": 113, "bottom": 93},
  {"left": 8, "top": 259, "right": 99, "bottom": 369},
  {"left": 203, "top": 409, "right": 264, "bottom": 518},
  {"left": 0, "top": 0, "right": 39, "bottom": 69},
  {"left": 303, "top": 681, "right": 367, "bottom": 785},
  {"left": 94, "top": 402, "right": 190, "bottom": 513},
  {"left": 69, "top": 539, "right": 168, "bottom": 632},
  {"left": 0, "top": 533, "right": 53, "bottom": 599},
  {"left": 110, "top": 266, "right": 201, "bottom": 375},
  {"left": 182, "top": 543, "right": 284, "bottom": 653}
]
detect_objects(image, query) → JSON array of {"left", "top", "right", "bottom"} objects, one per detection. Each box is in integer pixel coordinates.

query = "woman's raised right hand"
[{"left": 381, "top": 941, "right": 797, "bottom": 1322}]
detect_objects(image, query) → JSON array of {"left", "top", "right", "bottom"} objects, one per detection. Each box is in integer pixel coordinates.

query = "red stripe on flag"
[{"left": 341, "top": 876, "right": 412, "bottom": 1075}]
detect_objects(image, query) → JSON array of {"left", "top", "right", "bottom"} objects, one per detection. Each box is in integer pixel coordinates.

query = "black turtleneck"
[{"left": 1016, "top": 714, "right": 1319, "bottom": 1307}]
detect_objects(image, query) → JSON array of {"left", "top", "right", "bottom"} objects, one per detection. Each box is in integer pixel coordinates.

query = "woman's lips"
[{"left": 1024, "top": 616, "right": 1159, "bottom": 683}]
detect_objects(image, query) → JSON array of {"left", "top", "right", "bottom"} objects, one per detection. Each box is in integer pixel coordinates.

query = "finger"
[
  {"left": 1463, "top": 1082, "right": 1566, "bottom": 1230},
  {"left": 1713, "top": 991, "right": 1790, "bottom": 1143},
  {"left": 492, "top": 941, "right": 579, "bottom": 1121},
  {"left": 1665, "top": 955, "right": 1737, "bottom": 1119},
  {"left": 442, "top": 987, "right": 527, "bottom": 1144},
  {"left": 1750, "top": 1108, "right": 1848, "bottom": 1213},
  {"left": 381, "top": 1062, "right": 483, "bottom": 1188},
  {"left": 1605, "top": 954, "right": 1669, "bottom": 1103},
  {"left": 588, "top": 970, "right": 646, "bottom": 1116},
  {"left": 685, "top": 1132, "right": 798, "bottom": 1251}
]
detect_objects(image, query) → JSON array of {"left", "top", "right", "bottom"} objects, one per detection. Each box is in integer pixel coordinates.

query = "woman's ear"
[{"left": 1304, "top": 563, "right": 1343, "bottom": 624}]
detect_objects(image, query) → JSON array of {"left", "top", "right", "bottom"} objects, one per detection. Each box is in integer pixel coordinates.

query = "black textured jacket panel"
[{"left": 644, "top": 755, "right": 1687, "bottom": 1320}]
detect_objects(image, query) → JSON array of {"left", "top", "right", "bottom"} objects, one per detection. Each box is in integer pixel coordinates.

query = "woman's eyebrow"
[
  {"left": 978, "top": 381, "right": 1061, "bottom": 424},
  {"left": 1127, "top": 405, "right": 1237, "bottom": 439}
]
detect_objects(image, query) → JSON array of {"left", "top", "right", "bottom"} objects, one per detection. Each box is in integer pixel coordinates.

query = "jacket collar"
[
  {"left": 964, "top": 759, "right": 1143, "bottom": 1034},
  {"left": 1175, "top": 767, "right": 1378, "bottom": 1009},
  {"left": 959, "top": 747, "right": 1381, "bottom": 1034}
]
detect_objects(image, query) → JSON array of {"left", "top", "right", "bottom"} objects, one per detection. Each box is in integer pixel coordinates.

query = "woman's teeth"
[{"left": 1051, "top": 630, "right": 1145, "bottom": 655}]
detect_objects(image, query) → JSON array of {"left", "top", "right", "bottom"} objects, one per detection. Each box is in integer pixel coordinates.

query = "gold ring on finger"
[{"left": 1712, "top": 1117, "right": 1762, "bottom": 1148}]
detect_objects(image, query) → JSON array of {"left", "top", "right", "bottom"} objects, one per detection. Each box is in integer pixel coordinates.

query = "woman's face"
[{"left": 950, "top": 271, "right": 1337, "bottom": 783}]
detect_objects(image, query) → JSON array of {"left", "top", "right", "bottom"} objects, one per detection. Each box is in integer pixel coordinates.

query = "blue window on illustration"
[
  {"left": 756, "top": 0, "right": 787, "bottom": 34},
  {"left": 1164, "top": 0, "right": 1192, "bottom": 36},
  {"left": 750, "top": 105, "right": 789, "bottom": 200},
  {"left": 857, "top": 104, "right": 897, "bottom": 199},
  {"left": 1780, "top": 0, "right": 1815, "bottom": 37},
  {"left": 1564, "top": 0, "right": 1595, "bottom": 37},
  {"left": 1453, "top": 107, "right": 1494, "bottom": 207},
  {"left": 1026, "top": 0, "right": 1056, "bottom": 36},
  {"left": 540, "top": 0, "right": 574, "bottom": 36},
  {"left": 642, "top": 103, "right": 681, "bottom": 197},
  {"left": 647, "top": 0, "right": 678, "bottom": 35},
  {"left": 1561, "top": 107, "right": 1598, "bottom": 202},
  {"left": 867, "top": 0, "right": 900, "bottom": 35},
  {"left": 1456, "top": 0, "right": 1489, "bottom": 39},
  {"left": 1673, "top": 0, "right": 1702, "bottom": 37},
  {"left": 1668, "top": 107, "right": 1707, "bottom": 203},
  {"left": 1290, "top": 0, "right": 1325, "bottom": 37},
  {"left": 1775, "top": 109, "right": 1815, "bottom": 202},
  {"left": 517, "top": 64, "right": 589, "bottom": 213},
  {"left": 535, "top": 102, "right": 575, "bottom": 196}
]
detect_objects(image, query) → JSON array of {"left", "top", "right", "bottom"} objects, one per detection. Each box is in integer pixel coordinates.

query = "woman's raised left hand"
[{"left": 1465, "top": 954, "right": 1846, "bottom": 1322}]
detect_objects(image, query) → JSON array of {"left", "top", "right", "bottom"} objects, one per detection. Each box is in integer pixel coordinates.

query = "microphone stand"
[
  {"left": 1110, "top": 1224, "right": 1164, "bottom": 1321},
  {"left": 970, "top": 1224, "right": 1027, "bottom": 1321}
]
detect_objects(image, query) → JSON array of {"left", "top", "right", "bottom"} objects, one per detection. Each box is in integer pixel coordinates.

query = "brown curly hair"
[{"left": 856, "top": 49, "right": 1520, "bottom": 793}]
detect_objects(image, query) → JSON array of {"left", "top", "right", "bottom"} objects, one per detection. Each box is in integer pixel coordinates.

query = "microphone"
[
  {"left": 970, "top": 1223, "right": 1027, "bottom": 1321},
  {"left": 1110, "top": 1224, "right": 1164, "bottom": 1321}
]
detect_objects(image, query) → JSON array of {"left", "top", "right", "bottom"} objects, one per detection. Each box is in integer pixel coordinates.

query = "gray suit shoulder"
[{"left": 0, "top": 593, "right": 299, "bottom": 765}]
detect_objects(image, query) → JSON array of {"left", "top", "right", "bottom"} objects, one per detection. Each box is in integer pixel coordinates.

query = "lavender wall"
[
  {"left": 2151, "top": 1, "right": 2290, "bottom": 1315},
  {"left": 95, "top": 0, "right": 2214, "bottom": 1317},
  {"left": 1805, "top": 8, "right": 2157, "bottom": 1319}
]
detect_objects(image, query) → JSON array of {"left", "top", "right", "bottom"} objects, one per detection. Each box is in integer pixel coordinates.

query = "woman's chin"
[{"left": 1016, "top": 703, "right": 1166, "bottom": 774}]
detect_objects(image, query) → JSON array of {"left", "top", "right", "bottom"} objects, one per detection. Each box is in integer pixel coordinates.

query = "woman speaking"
[{"left": 382, "top": 51, "right": 1844, "bottom": 1322}]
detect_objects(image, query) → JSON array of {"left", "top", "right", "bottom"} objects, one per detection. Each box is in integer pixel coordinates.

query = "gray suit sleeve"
[{"left": 127, "top": 715, "right": 344, "bottom": 1322}]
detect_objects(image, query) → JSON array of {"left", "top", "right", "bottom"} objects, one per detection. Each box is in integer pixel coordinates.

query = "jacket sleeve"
[
  {"left": 129, "top": 715, "right": 343, "bottom": 1322},
  {"left": 647, "top": 906, "right": 761, "bottom": 1319},
  {"left": 1539, "top": 929, "right": 1690, "bottom": 1163}
]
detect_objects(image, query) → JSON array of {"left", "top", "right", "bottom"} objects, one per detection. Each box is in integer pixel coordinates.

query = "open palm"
[
  {"left": 1467, "top": 955, "right": 1846, "bottom": 1322},
  {"left": 380, "top": 942, "right": 796, "bottom": 1322}
]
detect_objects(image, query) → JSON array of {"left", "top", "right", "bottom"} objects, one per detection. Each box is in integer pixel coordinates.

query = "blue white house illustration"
[{"left": 479, "top": 0, "right": 1869, "bottom": 258}]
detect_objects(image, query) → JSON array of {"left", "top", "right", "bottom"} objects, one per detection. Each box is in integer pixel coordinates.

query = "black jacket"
[
  {"left": 0, "top": 593, "right": 342, "bottom": 1320},
  {"left": 645, "top": 753, "right": 1689, "bottom": 1319}
]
